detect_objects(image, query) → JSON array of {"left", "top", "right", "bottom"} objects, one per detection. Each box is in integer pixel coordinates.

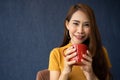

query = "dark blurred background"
[{"left": 0, "top": 0, "right": 120, "bottom": 80}]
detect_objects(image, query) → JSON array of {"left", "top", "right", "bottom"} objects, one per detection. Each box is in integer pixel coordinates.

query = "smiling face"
[{"left": 66, "top": 10, "right": 91, "bottom": 44}]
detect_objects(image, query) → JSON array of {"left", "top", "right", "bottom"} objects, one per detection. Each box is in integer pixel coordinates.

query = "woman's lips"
[{"left": 74, "top": 35, "right": 84, "bottom": 40}]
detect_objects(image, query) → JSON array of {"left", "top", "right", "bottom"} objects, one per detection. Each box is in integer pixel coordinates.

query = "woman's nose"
[{"left": 77, "top": 26, "right": 84, "bottom": 34}]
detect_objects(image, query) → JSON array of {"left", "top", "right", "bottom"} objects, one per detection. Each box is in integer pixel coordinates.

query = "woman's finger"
[
  {"left": 81, "top": 59, "right": 91, "bottom": 65},
  {"left": 65, "top": 52, "right": 77, "bottom": 61},
  {"left": 64, "top": 46, "right": 76, "bottom": 56},
  {"left": 82, "top": 54, "right": 92, "bottom": 62},
  {"left": 86, "top": 50, "right": 92, "bottom": 57},
  {"left": 67, "top": 60, "right": 76, "bottom": 65}
]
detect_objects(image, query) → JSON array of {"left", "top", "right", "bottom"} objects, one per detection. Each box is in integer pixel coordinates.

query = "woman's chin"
[
  {"left": 71, "top": 39, "right": 85, "bottom": 44},
  {"left": 73, "top": 41, "right": 84, "bottom": 44}
]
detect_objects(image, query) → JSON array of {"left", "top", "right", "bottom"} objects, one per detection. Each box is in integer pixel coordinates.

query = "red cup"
[{"left": 70, "top": 44, "right": 88, "bottom": 65}]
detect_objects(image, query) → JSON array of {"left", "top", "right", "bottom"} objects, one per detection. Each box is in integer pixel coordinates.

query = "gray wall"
[{"left": 0, "top": 0, "right": 120, "bottom": 80}]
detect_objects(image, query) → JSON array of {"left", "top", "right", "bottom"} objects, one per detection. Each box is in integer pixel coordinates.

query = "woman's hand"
[
  {"left": 59, "top": 46, "right": 77, "bottom": 80},
  {"left": 80, "top": 50, "right": 98, "bottom": 80},
  {"left": 63, "top": 46, "right": 77, "bottom": 74}
]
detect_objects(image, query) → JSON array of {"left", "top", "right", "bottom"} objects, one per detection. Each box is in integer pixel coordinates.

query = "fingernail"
[
  {"left": 87, "top": 50, "right": 89, "bottom": 53},
  {"left": 82, "top": 54, "right": 85, "bottom": 57},
  {"left": 75, "top": 52, "right": 77, "bottom": 55},
  {"left": 81, "top": 59, "right": 83, "bottom": 62}
]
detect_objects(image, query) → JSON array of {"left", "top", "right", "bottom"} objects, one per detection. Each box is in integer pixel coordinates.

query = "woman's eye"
[
  {"left": 73, "top": 23, "right": 79, "bottom": 25},
  {"left": 84, "top": 23, "right": 90, "bottom": 27}
]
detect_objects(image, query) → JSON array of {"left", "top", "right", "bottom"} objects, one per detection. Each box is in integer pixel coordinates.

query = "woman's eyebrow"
[
  {"left": 72, "top": 20, "right": 90, "bottom": 23},
  {"left": 84, "top": 21, "right": 90, "bottom": 24},
  {"left": 72, "top": 20, "right": 80, "bottom": 22}
]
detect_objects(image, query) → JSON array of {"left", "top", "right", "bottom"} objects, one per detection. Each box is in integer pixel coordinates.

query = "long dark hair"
[{"left": 60, "top": 3, "right": 112, "bottom": 80}]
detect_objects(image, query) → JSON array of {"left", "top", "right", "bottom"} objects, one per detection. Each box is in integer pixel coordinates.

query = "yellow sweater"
[{"left": 48, "top": 43, "right": 111, "bottom": 80}]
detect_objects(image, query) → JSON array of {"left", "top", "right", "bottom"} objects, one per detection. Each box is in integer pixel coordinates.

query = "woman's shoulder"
[
  {"left": 102, "top": 46, "right": 109, "bottom": 56},
  {"left": 102, "top": 46, "right": 109, "bottom": 59},
  {"left": 102, "top": 46, "right": 107, "bottom": 51},
  {"left": 51, "top": 43, "right": 72, "bottom": 53},
  {"left": 50, "top": 47, "right": 60, "bottom": 54},
  {"left": 50, "top": 43, "right": 72, "bottom": 56},
  {"left": 50, "top": 47, "right": 63, "bottom": 55},
  {"left": 102, "top": 46, "right": 112, "bottom": 68}
]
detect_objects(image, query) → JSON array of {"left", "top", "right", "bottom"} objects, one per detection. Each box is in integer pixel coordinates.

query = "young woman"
[{"left": 48, "top": 3, "right": 112, "bottom": 80}]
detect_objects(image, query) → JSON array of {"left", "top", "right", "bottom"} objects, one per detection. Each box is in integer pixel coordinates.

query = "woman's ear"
[{"left": 65, "top": 20, "right": 69, "bottom": 30}]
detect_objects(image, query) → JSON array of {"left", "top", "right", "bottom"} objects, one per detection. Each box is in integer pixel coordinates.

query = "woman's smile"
[{"left": 74, "top": 34, "right": 85, "bottom": 41}]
